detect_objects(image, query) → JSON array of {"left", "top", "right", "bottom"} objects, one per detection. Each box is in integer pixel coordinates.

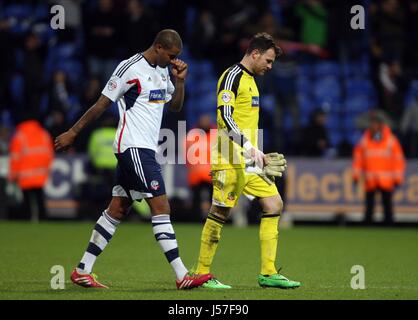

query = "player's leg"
[
  {"left": 71, "top": 196, "right": 132, "bottom": 288},
  {"left": 258, "top": 194, "right": 282, "bottom": 276},
  {"left": 146, "top": 194, "right": 212, "bottom": 289},
  {"left": 245, "top": 175, "right": 300, "bottom": 288},
  {"left": 258, "top": 194, "right": 300, "bottom": 288},
  {"left": 196, "top": 204, "right": 232, "bottom": 289},
  {"left": 195, "top": 169, "right": 245, "bottom": 289}
]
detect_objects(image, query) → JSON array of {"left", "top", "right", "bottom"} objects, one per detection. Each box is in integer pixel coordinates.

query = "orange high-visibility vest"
[
  {"left": 352, "top": 125, "right": 405, "bottom": 191},
  {"left": 184, "top": 129, "right": 216, "bottom": 187},
  {"left": 9, "top": 120, "right": 54, "bottom": 190}
]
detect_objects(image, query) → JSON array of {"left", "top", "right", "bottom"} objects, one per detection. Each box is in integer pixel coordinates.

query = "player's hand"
[
  {"left": 54, "top": 129, "right": 77, "bottom": 151},
  {"left": 256, "top": 153, "right": 286, "bottom": 185},
  {"left": 251, "top": 147, "right": 265, "bottom": 168},
  {"left": 243, "top": 147, "right": 265, "bottom": 168},
  {"left": 171, "top": 59, "right": 188, "bottom": 80},
  {"left": 264, "top": 153, "right": 287, "bottom": 177}
]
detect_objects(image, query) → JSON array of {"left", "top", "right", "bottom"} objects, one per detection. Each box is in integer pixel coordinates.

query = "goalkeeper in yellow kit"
[{"left": 197, "top": 33, "right": 301, "bottom": 289}]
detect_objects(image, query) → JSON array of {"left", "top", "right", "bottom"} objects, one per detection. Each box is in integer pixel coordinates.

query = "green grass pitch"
[{"left": 0, "top": 221, "right": 417, "bottom": 300}]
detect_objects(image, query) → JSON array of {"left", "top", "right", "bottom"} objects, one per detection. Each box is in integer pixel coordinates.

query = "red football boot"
[
  {"left": 176, "top": 273, "right": 213, "bottom": 290},
  {"left": 70, "top": 269, "right": 109, "bottom": 289}
]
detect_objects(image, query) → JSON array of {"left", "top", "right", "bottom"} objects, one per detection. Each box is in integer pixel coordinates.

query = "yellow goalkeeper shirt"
[{"left": 211, "top": 63, "right": 260, "bottom": 170}]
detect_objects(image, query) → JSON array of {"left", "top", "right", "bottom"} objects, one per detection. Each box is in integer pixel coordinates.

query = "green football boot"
[
  {"left": 258, "top": 273, "right": 301, "bottom": 289},
  {"left": 202, "top": 278, "right": 232, "bottom": 289}
]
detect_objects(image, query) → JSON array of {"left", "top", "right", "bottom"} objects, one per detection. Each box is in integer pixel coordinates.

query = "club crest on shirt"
[
  {"left": 149, "top": 89, "right": 166, "bottom": 103},
  {"left": 107, "top": 77, "right": 118, "bottom": 91},
  {"left": 161, "top": 74, "right": 166, "bottom": 81},
  {"left": 221, "top": 91, "right": 232, "bottom": 103},
  {"left": 150, "top": 180, "right": 160, "bottom": 190},
  {"left": 227, "top": 192, "right": 236, "bottom": 201}
]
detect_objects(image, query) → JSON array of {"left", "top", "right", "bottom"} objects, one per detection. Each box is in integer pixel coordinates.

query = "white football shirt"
[{"left": 102, "top": 53, "right": 175, "bottom": 153}]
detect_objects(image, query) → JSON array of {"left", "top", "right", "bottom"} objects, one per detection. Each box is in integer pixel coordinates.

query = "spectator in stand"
[
  {"left": 300, "top": 108, "right": 330, "bottom": 157},
  {"left": 22, "top": 32, "right": 46, "bottom": 115},
  {"left": 294, "top": 0, "right": 329, "bottom": 60},
  {"left": 370, "top": 0, "right": 406, "bottom": 65},
  {"left": 122, "top": 0, "right": 160, "bottom": 57},
  {"left": 84, "top": 0, "right": 122, "bottom": 84},
  {"left": 400, "top": 94, "right": 418, "bottom": 158},
  {"left": 189, "top": 8, "right": 217, "bottom": 61}
]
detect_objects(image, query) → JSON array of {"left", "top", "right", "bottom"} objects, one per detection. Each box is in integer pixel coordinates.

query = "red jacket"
[
  {"left": 184, "top": 128, "right": 216, "bottom": 186},
  {"left": 352, "top": 125, "right": 405, "bottom": 191},
  {"left": 9, "top": 120, "right": 54, "bottom": 189}
]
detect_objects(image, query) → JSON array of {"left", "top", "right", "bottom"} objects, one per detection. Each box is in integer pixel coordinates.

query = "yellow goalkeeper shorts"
[{"left": 211, "top": 169, "right": 279, "bottom": 207}]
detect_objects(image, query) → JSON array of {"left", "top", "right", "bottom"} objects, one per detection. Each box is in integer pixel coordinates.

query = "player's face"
[
  {"left": 156, "top": 45, "right": 181, "bottom": 68},
  {"left": 252, "top": 48, "right": 276, "bottom": 76}
]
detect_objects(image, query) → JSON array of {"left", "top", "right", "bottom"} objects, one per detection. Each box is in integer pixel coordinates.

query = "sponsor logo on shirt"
[
  {"left": 252, "top": 96, "right": 259, "bottom": 107},
  {"left": 149, "top": 89, "right": 166, "bottom": 103}
]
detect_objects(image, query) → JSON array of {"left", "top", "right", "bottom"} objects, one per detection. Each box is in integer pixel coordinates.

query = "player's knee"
[
  {"left": 210, "top": 205, "right": 230, "bottom": 220},
  {"left": 107, "top": 206, "right": 128, "bottom": 220},
  {"left": 148, "top": 197, "right": 171, "bottom": 215},
  {"left": 264, "top": 198, "right": 283, "bottom": 215},
  {"left": 107, "top": 198, "right": 131, "bottom": 220}
]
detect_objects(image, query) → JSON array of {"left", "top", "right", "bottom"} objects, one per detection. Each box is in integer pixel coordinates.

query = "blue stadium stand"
[
  {"left": 404, "top": 79, "right": 418, "bottom": 107},
  {"left": 314, "top": 61, "right": 341, "bottom": 77},
  {"left": 313, "top": 76, "right": 342, "bottom": 105}
]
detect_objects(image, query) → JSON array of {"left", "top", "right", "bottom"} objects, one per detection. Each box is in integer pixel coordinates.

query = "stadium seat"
[
  {"left": 342, "top": 59, "right": 370, "bottom": 78},
  {"left": 329, "top": 131, "right": 343, "bottom": 148},
  {"left": 314, "top": 61, "right": 341, "bottom": 77},
  {"left": 345, "top": 78, "right": 376, "bottom": 98},
  {"left": 296, "top": 76, "right": 312, "bottom": 93},
  {"left": 298, "top": 63, "right": 313, "bottom": 77},
  {"left": 325, "top": 112, "right": 341, "bottom": 130},
  {"left": 10, "top": 73, "right": 24, "bottom": 106},
  {"left": 345, "top": 95, "right": 371, "bottom": 113},
  {"left": 313, "top": 76, "right": 342, "bottom": 104},
  {"left": 403, "top": 79, "right": 418, "bottom": 108},
  {"left": 260, "top": 94, "right": 276, "bottom": 114}
]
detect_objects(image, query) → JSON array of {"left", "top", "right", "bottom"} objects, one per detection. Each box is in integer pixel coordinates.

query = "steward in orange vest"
[
  {"left": 352, "top": 114, "right": 405, "bottom": 225},
  {"left": 183, "top": 115, "right": 216, "bottom": 220},
  {"left": 9, "top": 118, "right": 54, "bottom": 220}
]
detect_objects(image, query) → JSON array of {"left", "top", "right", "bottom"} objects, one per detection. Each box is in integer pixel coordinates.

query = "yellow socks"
[
  {"left": 259, "top": 213, "right": 280, "bottom": 275},
  {"left": 196, "top": 213, "right": 225, "bottom": 275}
]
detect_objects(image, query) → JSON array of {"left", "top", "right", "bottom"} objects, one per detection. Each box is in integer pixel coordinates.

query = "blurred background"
[{"left": 1, "top": 0, "right": 418, "bottom": 226}]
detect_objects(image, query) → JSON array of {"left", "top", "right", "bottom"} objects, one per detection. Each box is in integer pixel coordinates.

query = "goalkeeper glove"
[
  {"left": 246, "top": 152, "right": 287, "bottom": 185},
  {"left": 261, "top": 152, "right": 287, "bottom": 184}
]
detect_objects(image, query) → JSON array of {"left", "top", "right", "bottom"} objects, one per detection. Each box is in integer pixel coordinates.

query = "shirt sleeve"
[
  {"left": 166, "top": 70, "right": 175, "bottom": 103},
  {"left": 217, "top": 68, "right": 249, "bottom": 147},
  {"left": 101, "top": 60, "right": 137, "bottom": 102}
]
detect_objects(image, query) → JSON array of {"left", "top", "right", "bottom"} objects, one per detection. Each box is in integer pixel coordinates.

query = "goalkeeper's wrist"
[{"left": 243, "top": 140, "right": 253, "bottom": 151}]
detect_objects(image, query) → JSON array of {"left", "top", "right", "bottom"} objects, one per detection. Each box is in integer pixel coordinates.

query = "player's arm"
[
  {"left": 168, "top": 59, "right": 187, "bottom": 112},
  {"left": 217, "top": 68, "right": 264, "bottom": 167},
  {"left": 218, "top": 104, "right": 264, "bottom": 167},
  {"left": 55, "top": 59, "right": 136, "bottom": 151},
  {"left": 54, "top": 95, "right": 112, "bottom": 151}
]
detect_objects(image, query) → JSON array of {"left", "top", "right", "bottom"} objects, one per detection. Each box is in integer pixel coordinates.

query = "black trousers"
[
  {"left": 19, "top": 188, "right": 47, "bottom": 221},
  {"left": 365, "top": 188, "right": 394, "bottom": 225}
]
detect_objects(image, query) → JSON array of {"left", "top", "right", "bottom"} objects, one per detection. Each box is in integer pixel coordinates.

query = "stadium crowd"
[{"left": 0, "top": 0, "right": 418, "bottom": 160}]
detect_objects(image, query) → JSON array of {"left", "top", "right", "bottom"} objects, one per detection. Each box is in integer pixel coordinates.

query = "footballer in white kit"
[
  {"left": 55, "top": 29, "right": 213, "bottom": 290},
  {"left": 102, "top": 52, "right": 174, "bottom": 200}
]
